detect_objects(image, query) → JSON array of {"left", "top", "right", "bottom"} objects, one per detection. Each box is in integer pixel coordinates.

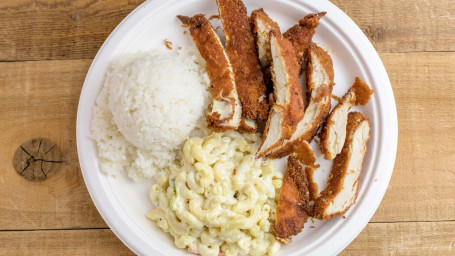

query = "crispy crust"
[
  {"left": 320, "top": 88, "right": 356, "bottom": 159},
  {"left": 271, "top": 31, "right": 305, "bottom": 129},
  {"left": 305, "top": 166, "right": 319, "bottom": 201},
  {"left": 178, "top": 15, "right": 240, "bottom": 132},
  {"left": 266, "top": 44, "right": 334, "bottom": 158},
  {"left": 238, "top": 117, "right": 257, "bottom": 133},
  {"left": 257, "top": 32, "right": 305, "bottom": 156},
  {"left": 251, "top": 8, "right": 281, "bottom": 68},
  {"left": 352, "top": 77, "right": 374, "bottom": 105},
  {"left": 293, "top": 140, "right": 318, "bottom": 168},
  {"left": 217, "top": 0, "right": 269, "bottom": 120},
  {"left": 274, "top": 156, "right": 310, "bottom": 244},
  {"left": 283, "top": 12, "right": 326, "bottom": 69},
  {"left": 257, "top": 105, "right": 288, "bottom": 157},
  {"left": 313, "top": 112, "right": 371, "bottom": 220}
]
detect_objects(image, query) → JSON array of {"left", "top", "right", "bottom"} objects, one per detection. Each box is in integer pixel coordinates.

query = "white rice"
[{"left": 91, "top": 47, "right": 210, "bottom": 180}]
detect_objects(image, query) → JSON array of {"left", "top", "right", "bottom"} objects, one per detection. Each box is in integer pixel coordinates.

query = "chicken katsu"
[
  {"left": 178, "top": 14, "right": 241, "bottom": 132},
  {"left": 274, "top": 156, "right": 310, "bottom": 244},
  {"left": 216, "top": 0, "right": 269, "bottom": 123},
  {"left": 320, "top": 88, "right": 356, "bottom": 160},
  {"left": 257, "top": 32, "right": 304, "bottom": 157},
  {"left": 266, "top": 44, "right": 334, "bottom": 158},
  {"left": 251, "top": 8, "right": 281, "bottom": 68},
  {"left": 284, "top": 12, "right": 326, "bottom": 69},
  {"left": 313, "top": 112, "right": 371, "bottom": 219}
]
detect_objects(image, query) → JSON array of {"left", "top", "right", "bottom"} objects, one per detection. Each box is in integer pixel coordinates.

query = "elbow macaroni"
[{"left": 147, "top": 131, "right": 282, "bottom": 256}]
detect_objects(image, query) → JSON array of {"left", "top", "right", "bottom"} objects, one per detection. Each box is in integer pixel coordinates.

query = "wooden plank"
[
  {"left": 0, "top": 53, "right": 453, "bottom": 229},
  {"left": 0, "top": 59, "right": 107, "bottom": 229},
  {"left": 1, "top": 0, "right": 454, "bottom": 62},
  {"left": 0, "top": 0, "right": 145, "bottom": 61},
  {"left": 371, "top": 52, "right": 455, "bottom": 222},
  {"left": 0, "top": 229, "right": 134, "bottom": 255},
  {"left": 331, "top": 0, "right": 455, "bottom": 53},
  {"left": 0, "top": 222, "right": 453, "bottom": 255},
  {"left": 341, "top": 221, "right": 455, "bottom": 255}
]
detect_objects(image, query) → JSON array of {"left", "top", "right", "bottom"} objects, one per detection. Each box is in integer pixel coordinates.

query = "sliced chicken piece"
[
  {"left": 251, "top": 8, "right": 281, "bottom": 68},
  {"left": 284, "top": 12, "right": 326, "bottom": 69},
  {"left": 257, "top": 32, "right": 304, "bottom": 156},
  {"left": 257, "top": 105, "right": 288, "bottom": 157},
  {"left": 294, "top": 141, "right": 320, "bottom": 201},
  {"left": 238, "top": 117, "right": 257, "bottom": 133},
  {"left": 313, "top": 112, "right": 371, "bottom": 220},
  {"left": 217, "top": 0, "right": 269, "bottom": 121},
  {"left": 251, "top": 9, "right": 281, "bottom": 97},
  {"left": 320, "top": 88, "right": 356, "bottom": 160},
  {"left": 274, "top": 156, "right": 310, "bottom": 244},
  {"left": 352, "top": 77, "right": 374, "bottom": 105},
  {"left": 178, "top": 15, "right": 241, "bottom": 132},
  {"left": 266, "top": 44, "right": 334, "bottom": 158}
]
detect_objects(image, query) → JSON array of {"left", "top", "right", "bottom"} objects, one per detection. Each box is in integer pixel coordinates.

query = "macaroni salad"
[{"left": 147, "top": 131, "right": 283, "bottom": 256}]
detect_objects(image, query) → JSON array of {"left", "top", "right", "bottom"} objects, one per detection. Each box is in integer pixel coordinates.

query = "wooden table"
[{"left": 1, "top": 0, "right": 454, "bottom": 255}]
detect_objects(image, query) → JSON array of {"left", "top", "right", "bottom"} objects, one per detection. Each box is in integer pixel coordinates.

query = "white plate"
[{"left": 76, "top": 0, "right": 398, "bottom": 255}]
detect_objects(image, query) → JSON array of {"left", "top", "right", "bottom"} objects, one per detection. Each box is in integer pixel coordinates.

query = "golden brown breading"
[
  {"left": 178, "top": 15, "right": 241, "bottom": 132},
  {"left": 320, "top": 88, "right": 356, "bottom": 160},
  {"left": 274, "top": 156, "right": 310, "bottom": 244},
  {"left": 313, "top": 112, "right": 371, "bottom": 220},
  {"left": 266, "top": 44, "right": 334, "bottom": 158},
  {"left": 216, "top": 0, "right": 269, "bottom": 121},
  {"left": 284, "top": 12, "right": 326, "bottom": 69},
  {"left": 352, "top": 77, "right": 374, "bottom": 105},
  {"left": 237, "top": 117, "right": 257, "bottom": 133},
  {"left": 257, "top": 32, "right": 304, "bottom": 157},
  {"left": 305, "top": 166, "right": 319, "bottom": 201},
  {"left": 251, "top": 8, "right": 281, "bottom": 68}
]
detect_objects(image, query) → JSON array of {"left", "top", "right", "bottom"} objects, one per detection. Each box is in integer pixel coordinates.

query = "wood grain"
[
  {"left": 0, "top": 0, "right": 145, "bottom": 62},
  {"left": 0, "top": 59, "right": 107, "bottom": 230},
  {"left": 1, "top": 0, "right": 454, "bottom": 62},
  {"left": 0, "top": 229, "right": 134, "bottom": 255},
  {"left": 341, "top": 221, "right": 455, "bottom": 255},
  {"left": 331, "top": 0, "right": 455, "bottom": 53},
  {"left": 0, "top": 222, "right": 453, "bottom": 255},
  {"left": 371, "top": 52, "right": 455, "bottom": 222}
]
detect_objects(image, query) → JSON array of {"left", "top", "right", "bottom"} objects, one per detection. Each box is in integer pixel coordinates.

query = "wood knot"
[{"left": 12, "top": 138, "right": 64, "bottom": 181}]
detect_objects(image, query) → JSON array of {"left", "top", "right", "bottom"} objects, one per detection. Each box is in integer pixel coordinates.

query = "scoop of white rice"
[{"left": 91, "top": 48, "right": 210, "bottom": 179}]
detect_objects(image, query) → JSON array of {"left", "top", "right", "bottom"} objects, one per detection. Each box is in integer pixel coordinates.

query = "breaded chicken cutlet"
[
  {"left": 216, "top": 0, "right": 269, "bottom": 126},
  {"left": 284, "top": 12, "right": 326, "bottom": 70},
  {"left": 257, "top": 32, "right": 304, "bottom": 157},
  {"left": 251, "top": 8, "right": 281, "bottom": 68},
  {"left": 313, "top": 112, "right": 371, "bottom": 220},
  {"left": 320, "top": 88, "right": 356, "bottom": 160},
  {"left": 265, "top": 44, "right": 334, "bottom": 158},
  {"left": 320, "top": 77, "right": 374, "bottom": 160},
  {"left": 251, "top": 8, "right": 281, "bottom": 99},
  {"left": 274, "top": 156, "right": 310, "bottom": 244},
  {"left": 178, "top": 15, "right": 241, "bottom": 132}
]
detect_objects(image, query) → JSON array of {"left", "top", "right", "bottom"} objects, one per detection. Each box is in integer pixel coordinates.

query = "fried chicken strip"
[
  {"left": 257, "top": 32, "right": 304, "bottom": 157},
  {"left": 274, "top": 156, "right": 310, "bottom": 244},
  {"left": 251, "top": 8, "right": 281, "bottom": 68},
  {"left": 178, "top": 15, "right": 241, "bottom": 132},
  {"left": 266, "top": 44, "right": 334, "bottom": 158},
  {"left": 320, "top": 88, "right": 356, "bottom": 160},
  {"left": 313, "top": 112, "right": 370, "bottom": 220},
  {"left": 284, "top": 12, "right": 326, "bottom": 69},
  {"left": 216, "top": 0, "right": 269, "bottom": 123}
]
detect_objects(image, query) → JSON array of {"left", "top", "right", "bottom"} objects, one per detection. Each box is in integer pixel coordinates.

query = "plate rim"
[{"left": 76, "top": 0, "right": 398, "bottom": 255}]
